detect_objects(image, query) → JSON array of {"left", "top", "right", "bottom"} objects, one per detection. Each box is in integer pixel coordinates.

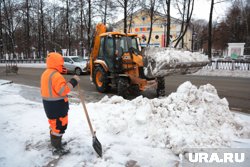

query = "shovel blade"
[{"left": 92, "top": 136, "right": 102, "bottom": 157}]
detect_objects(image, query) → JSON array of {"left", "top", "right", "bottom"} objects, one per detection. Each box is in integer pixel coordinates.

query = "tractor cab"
[{"left": 96, "top": 32, "right": 142, "bottom": 73}]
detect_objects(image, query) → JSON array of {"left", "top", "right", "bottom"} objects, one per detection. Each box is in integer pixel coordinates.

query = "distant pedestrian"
[{"left": 40, "top": 52, "right": 80, "bottom": 155}]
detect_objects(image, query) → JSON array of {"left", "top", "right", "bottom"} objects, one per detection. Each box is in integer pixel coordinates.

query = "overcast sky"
[{"left": 191, "top": 0, "right": 232, "bottom": 21}]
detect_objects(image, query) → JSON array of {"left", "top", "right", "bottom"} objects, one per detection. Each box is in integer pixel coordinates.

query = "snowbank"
[
  {"left": 143, "top": 48, "right": 209, "bottom": 78},
  {"left": 94, "top": 81, "right": 250, "bottom": 155}
]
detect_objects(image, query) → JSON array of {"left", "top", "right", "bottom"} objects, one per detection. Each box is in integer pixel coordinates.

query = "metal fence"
[
  {"left": 0, "top": 59, "right": 45, "bottom": 64},
  {"left": 204, "top": 60, "right": 250, "bottom": 71}
]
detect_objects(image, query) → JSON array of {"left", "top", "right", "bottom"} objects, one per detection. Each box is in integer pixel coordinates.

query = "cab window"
[
  {"left": 105, "top": 37, "right": 114, "bottom": 57},
  {"left": 98, "top": 37, "right": 105, "bottom": 58},
  {"left": 104, "top": 36, "right": 115, "bottom": 71}
]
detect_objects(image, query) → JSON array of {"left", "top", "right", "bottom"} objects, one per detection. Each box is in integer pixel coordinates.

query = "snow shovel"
[{"left": 77, "top": 84, "right": 102, "bottom": 157}]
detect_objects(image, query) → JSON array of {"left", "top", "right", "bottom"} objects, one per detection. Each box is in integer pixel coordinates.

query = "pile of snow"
[
  {"left": 143, "top": 47, "right": 209, "bottom": 78},
  {"left": 0, "top": 79, "right": 249, "bottom": 167},
  {"left": 95, "top": 81, "right": 250, "bottom": 155}
]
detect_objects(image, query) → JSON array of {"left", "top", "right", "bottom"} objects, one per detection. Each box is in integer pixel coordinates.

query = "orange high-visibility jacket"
[{"left": 41, "top": 52, "right": 72, "bottom": 102}]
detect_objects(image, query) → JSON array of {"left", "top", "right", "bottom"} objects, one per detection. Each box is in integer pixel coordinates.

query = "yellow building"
[{"left": 114, "top": 8, "right": 192, "bottom": 50}]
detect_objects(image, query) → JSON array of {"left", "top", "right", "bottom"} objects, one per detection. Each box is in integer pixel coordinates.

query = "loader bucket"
[{"left": 142, "top": 47, "right": 210, "bottom": 78}]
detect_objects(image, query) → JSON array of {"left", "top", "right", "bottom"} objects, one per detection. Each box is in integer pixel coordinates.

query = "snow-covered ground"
[{"left": 0, "top": 79, "right": 250, "bottom": 167}]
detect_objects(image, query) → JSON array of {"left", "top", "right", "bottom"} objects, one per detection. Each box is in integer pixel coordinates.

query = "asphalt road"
[{"left": 0, "top": 67, "right": 250, "bottom": 114}]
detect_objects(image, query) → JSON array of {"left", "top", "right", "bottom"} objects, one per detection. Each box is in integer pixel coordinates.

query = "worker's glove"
[
  {"left": 73, "top": 75, "right": 80, "bottom": 82},
  {"left": 69, "top": 75, "right": 80, "bottom": 88}
]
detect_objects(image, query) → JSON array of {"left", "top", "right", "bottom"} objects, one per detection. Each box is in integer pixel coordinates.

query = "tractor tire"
[
  {"left": 117, "top": 77, "right": 129, "bottom": 99},
  {"left": 156, "top": 77, "right": 165, "bottom": 97},
  {"left": 93, "top": 66, "right": 110, "bottom": 93}
]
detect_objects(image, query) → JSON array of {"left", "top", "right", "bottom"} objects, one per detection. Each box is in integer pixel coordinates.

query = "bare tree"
[
  {"left": 238, "top": 0, "right": 249, "bottom": 46},
  {"left": 208, "top": 0, "right": 231, "bottom": 59},
  {"left": 117, "top": 0, "right": 128, "bottom": 33},
  {"left": 160, "top": 0, "right": 172, "bottom": 47},
  {"left": 24, "top": 0, "right": 31, "bottom": 58},
  {"left": 127, "top": 1, "right": 138, "bottom": 32},
  {"left": 2, "top": 0, "right": 22, "bottom": 58},
  {"left": 141, "top": 0, "right": 161, "bottom": 46},
  {"left": 116, "top": 0, "right": 138, "bottom": 33},
  {"left": 0, "top": 1, "right": 3, "bottom": 59},
  {"left": 208, "top": 0, "right": 214, "bottom": 60},
  {"left": 47, "top": 2, "right": 61, "bottom": 51},
  {"left": 87, "top": 0, "right": 91, "bottom": 53},
  {"left": 95, "top": 0, "right": 116, "bottom": 25},
  {"left": 166, "top": 0, "right": 171, "bottom": 47},
  {"left": 65, "top": 0, "right": 71, "bottom": 55},
  {"left": 173, "top": 0, "right": 194, "bottom": 48},
  {"left": 37, "top": 0, "right": 46, "bottom": 59},
  {"left": 79, "top": 0, "right": 85, "bottom": 57},
  {"left": 192, "top": 19, "right": 208, "bottom": 51}
]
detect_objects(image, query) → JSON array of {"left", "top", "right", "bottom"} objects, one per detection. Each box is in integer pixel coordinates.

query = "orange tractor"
[
  {"left": 89, "top": 23, "right": 208, "bottom": 98},
  {"left": 89, "top": 23, "right": 164, "bottom": 98}
]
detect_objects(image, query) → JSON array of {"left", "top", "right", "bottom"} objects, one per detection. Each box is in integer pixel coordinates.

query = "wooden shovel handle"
[{"left": 77, "top": 84, "right": 95, "bottom": 137}]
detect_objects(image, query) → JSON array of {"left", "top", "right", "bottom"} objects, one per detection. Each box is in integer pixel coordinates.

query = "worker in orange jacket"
[{"left": 41, "top": 52, "right": 80, "bottom": 154}]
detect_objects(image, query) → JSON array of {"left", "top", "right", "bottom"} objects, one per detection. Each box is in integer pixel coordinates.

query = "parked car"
[{"left": 63, "top": 56, "right": 88, "bottom": 75}]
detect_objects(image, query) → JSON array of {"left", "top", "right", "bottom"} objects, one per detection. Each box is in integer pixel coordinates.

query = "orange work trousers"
[{"left": 48, "top": 114, "right": 68, "bottom": 135}]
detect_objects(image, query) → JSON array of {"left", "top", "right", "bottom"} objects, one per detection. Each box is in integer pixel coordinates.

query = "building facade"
[{"left": 114, "top": 8, "right": 192, "bottom": 50}]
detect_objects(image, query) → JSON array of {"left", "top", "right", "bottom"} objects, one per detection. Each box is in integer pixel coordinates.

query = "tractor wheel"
[
  {"left": 93, "top": 66, "right": 110, "bottom": 93},
  {"left": 156, "top": 77, "right": 165, "bottom": 97},
  {"left": 117, "top": 77, "right": 129, "bottom": 99}
]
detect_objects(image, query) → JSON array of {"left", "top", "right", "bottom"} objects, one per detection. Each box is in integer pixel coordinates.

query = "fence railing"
[
  {"left": 204, "top": 60, "right": 250, "bottom": 71},
  {"left": 0, "top": 59, "right": 45, "bottom": 64}
]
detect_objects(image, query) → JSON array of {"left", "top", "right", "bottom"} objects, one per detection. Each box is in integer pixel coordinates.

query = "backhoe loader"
[{"left": 89, "top": 23, "right": 209, "bottom": 98}]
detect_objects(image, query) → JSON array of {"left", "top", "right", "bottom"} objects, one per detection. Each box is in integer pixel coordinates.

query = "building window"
[
  {"left": 142, "top": 16, "right": 146, "bottom": 21},
  {"left": 155, "top": 35, "right": 159, "bottom": 39}
]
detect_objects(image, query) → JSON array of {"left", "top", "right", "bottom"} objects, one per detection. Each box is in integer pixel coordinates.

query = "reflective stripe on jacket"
[{"left": 41, "top": 69, "right": 72, "bottom": 102}]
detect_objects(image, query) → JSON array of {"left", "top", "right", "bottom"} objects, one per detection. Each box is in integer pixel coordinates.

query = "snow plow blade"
[{"left": 142, "top": 47, "right": 210, "bottom": 78}]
